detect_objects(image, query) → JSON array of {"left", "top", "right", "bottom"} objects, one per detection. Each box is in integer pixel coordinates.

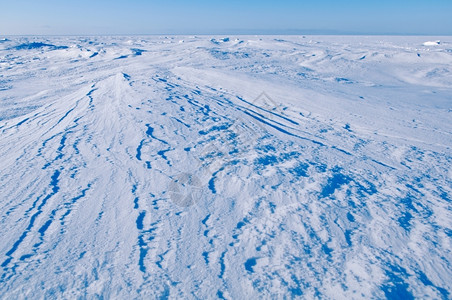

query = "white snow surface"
[
  {"left": 0, "top": 35, "right": 451, "bottom": 299},
  {"left": 423, "top": 40, "right": 441, "bottom": 46}
]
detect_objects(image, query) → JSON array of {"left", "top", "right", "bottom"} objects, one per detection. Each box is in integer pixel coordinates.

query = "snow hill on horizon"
[{"left": 0, "top": 35, "right": 451, "bottom": 299}]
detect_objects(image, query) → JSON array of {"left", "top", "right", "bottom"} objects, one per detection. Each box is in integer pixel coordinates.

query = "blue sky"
[{"left": 2, "top": 0, "right": 451, "bottom": 35}]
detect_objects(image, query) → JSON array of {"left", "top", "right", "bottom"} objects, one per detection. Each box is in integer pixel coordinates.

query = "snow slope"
[{"left": 0, "top": 35, "right": 451, "bottom": 299}]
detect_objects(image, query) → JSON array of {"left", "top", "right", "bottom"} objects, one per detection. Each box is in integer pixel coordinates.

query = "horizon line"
[
  {"left": 3, "top": 32, "right": 452, "bottom": 37},
  {"left": 2, "top": 28, "right": 452, "bottom": 37}
]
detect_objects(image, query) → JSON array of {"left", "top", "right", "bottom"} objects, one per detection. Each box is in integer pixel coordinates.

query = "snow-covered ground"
[{"left": 0, "top": 35, "right": 451, "bottom": 299}]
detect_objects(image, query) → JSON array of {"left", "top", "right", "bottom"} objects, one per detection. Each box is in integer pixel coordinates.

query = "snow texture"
[{"left": 0, "top": 35, "right": 451, "bottom": 299}]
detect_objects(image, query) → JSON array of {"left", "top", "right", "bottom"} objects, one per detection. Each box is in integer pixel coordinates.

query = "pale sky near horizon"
[{"left": 2, "top": 0, "right": 452, "bottom": 35}]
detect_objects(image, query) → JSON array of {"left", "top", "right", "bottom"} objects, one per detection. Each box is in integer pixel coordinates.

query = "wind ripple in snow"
[{"left": 0, "top": 35, "right": 451, "bottom": 299}]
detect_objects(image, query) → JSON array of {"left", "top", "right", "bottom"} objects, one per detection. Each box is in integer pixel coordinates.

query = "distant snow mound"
[
  {"left": 0, "top": 38, "right": 9, "bottom": 42},
  {"left": 13, "top": 42, "right": 69, "bottom": 50},
  {"left": 423, "top": 40, "right": 441, "bottom": 46},
  {"left": 210, "top": 37, "right": 230, "bottom": 44},
  {"left": 131, "top": 48, "right": 145, "bottom": 56}
]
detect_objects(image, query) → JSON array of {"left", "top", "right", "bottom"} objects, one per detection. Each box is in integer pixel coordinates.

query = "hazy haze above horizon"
[{"left": 1, "top": 0, "right": 452, "bottom": 35}]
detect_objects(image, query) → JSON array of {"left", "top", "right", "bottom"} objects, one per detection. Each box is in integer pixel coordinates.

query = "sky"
[{"left": 1, "top": 0, "right": 452, "bottom": 35}]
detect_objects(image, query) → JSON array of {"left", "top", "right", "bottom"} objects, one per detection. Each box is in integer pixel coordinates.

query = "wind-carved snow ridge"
[{"left": 0, "top": 35, "right": 451, "bottom": 298}]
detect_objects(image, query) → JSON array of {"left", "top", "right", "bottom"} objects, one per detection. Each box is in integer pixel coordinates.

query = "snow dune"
[{"left": 0, "top": 35, "right": 451, "bottom": 298}]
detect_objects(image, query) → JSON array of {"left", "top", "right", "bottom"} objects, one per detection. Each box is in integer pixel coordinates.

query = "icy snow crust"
[{"left": 0, "top": 35, "right": 451, "bottom": 298}]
